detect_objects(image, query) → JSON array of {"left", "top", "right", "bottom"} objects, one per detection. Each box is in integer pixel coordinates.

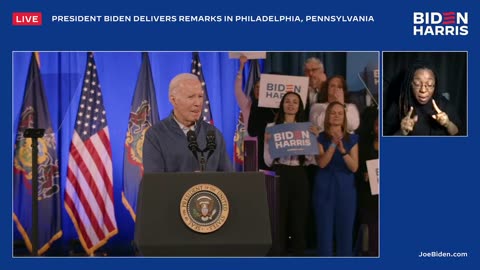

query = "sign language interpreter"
[{"left": 386, "top": 62, "right": 462, "bottom": 136}]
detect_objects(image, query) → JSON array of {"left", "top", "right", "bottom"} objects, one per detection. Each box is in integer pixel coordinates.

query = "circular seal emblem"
[{"left": 180, "top": 184, "right": 229, "bottom": 233}]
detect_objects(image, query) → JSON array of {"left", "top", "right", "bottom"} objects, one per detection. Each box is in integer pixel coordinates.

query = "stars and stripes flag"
[
  {"left": 122, "top": 52, "right": 160, "bottom": 221},
  {"left": 233, "top": 59, "right": 261, "bottom": 171},
  {"left": 13, "top": 52, "right": 62, "bottom": 255},
  {"left": 64, "top": 52, "right": 117, "bottom": 255},
  {"left": 191, "top": 52, "right": 213, "bottom": 125}
]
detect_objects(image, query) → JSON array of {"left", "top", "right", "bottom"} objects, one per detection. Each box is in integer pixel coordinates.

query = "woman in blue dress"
[{"left": 313, "top": 101, "right": 359, "bottom": 256}]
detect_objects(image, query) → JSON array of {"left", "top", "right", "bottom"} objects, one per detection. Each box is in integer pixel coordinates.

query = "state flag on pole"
[
  {"left": 13, "top": 52, "right": 62, "bottom": 255},
  {"left": 122, "top": 52, "right": 160, "bottom": 221},
  {"left": 233, "top": 59, "right": 261, "bottom": 171},
  {"left": 64, "top": 52, "right": 118, "bottom": 255}
]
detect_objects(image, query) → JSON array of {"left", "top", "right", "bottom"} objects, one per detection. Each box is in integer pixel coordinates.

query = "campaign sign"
[
  {"left": 228, "top": 51, "right": 266, "bottom": 59},
  {"left": 366, "top": 159, "right": 379, "bottom": 195},
  {"left": 258, "top": 74, "right": 309, "bottom": 109},
  {"left": 266, "top": 122, "right": 318, "bottom": 159}
]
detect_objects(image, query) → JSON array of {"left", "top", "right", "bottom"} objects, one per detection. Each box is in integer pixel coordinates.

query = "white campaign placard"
[
  {"left": 228, "top": 52, "right": 267, "bottom": 59},
  {"left": 366, "top": 159, "right": 379, "bottom": 195},
  {"left": 258, "top": 74, "right": 309, "bottom": 109}
]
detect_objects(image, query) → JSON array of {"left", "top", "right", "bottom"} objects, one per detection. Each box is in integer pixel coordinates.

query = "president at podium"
[
  {"left": 143, "top": 73, "right": 232, "bottom": 173},
  {"left": 136, "top": 74, "right": 272, "bottom": 257}
]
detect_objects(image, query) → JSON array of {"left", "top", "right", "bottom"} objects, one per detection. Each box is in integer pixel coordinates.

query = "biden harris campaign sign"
[
  {"left": 258, "top": 74, "right": 308, "bottom": 109},
  {"left": 266, "top": 122, "right": 318, "bottom": 159}
]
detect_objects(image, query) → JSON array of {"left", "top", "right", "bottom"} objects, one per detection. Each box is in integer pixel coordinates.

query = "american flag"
[
  {"left": 65, "top": 52, "right": 117, "bottom": 255},
  {"left": 191, "top": 52, "right": 213, "bottom": 125}
]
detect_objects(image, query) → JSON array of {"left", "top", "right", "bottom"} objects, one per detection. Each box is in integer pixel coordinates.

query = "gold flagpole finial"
[{"left": 34, "top": 52, "right": 40, "bottom": 67}]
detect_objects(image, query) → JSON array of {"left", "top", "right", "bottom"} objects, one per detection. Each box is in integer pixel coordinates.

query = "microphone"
[
  {"left": 206, "top": 130, "right": 216, "bottom": 159},
  {"left": 186, "top": 130, "right": 199, "bottom": 160},
  {"left": 357, "top": 71, "right": 378, "bottom": 108}
]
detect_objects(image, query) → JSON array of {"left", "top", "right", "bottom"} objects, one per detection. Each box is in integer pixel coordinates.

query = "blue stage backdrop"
[{"left": 13, "top": 51, "right": 239, "bottom": 254}]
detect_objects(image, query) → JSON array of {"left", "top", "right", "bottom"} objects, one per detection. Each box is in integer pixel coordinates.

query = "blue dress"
[{"left": 314, "top": 132, "right": 358, "bottom": 256}]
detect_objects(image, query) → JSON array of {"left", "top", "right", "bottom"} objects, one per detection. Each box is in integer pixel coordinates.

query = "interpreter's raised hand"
[
  {"left": 431, "top": 99, "right": 450, "bottom": 127},
  {"left": 400, "top": 106, "right": 418, "bottom": 135}
]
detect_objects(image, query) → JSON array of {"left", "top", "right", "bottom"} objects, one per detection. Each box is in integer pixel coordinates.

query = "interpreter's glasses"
[{"left": 411, "top": 82, "right": 435, "bottom": 91}]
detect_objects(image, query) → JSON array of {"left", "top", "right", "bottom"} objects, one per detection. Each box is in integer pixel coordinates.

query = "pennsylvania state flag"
[
  {"left": 13, "top": 52, "right": 62, "bottom": 254},
  {"left": 233, "top": 59, "right": 261, "bottom": 171},
  {"left": 122, "top": 52, "right": 160, "bottom": 221}
]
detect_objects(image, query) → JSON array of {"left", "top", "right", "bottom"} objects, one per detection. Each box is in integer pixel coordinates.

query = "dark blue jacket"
[{"left": 143, "top": 113, "right": 233, "bottom": 173}]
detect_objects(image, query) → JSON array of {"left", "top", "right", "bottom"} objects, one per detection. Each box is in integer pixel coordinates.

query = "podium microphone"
[
  {"left": 187, "top": 130, "right": 199, "bottom": 160},
  {"left": 206, "top": 130, "right": 216, "bottom": 160}
]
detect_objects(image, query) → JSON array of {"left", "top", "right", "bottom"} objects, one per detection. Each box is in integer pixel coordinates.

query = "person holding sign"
[
  {"left": 313, "top": 101, "right": 359, "bottom": 256},
  {"left": 309, "top": 75, "right": 360, "bottom": 134},
  {"left": 234, "top": 56, "right": 278, "bottom": 170},
  {"left": 264, "top": 92, "right": 314, "bottom": 256},
  {"left": 248, "top": 79, "right": 278, "bottom": 170},
  {"left": 384, "top": 62, "right": 461, "bottom": 136},
  {"left": 355, "top": 106, "right": 379, "bottom": 256},
  {"left": 234, "top": 55, "right": 259, "bottom": 132}
]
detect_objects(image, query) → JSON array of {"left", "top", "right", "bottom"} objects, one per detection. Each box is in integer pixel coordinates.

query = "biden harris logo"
[{"left": 413, "top": 12, "right": 468, "bottom": 36}]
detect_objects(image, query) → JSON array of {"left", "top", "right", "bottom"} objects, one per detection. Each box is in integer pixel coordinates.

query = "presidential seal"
[{"left": 180, "top": 184, "right": 229, "bottom": 233}]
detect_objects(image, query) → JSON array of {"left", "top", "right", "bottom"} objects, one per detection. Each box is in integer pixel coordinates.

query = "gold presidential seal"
[{"left": 180, "top": 184, "right": 229, "bottom": 233}]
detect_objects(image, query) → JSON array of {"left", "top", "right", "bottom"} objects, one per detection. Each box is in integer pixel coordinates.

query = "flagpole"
[{"left": 24, "top": 128, "right": 45, "bottom": 256}]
